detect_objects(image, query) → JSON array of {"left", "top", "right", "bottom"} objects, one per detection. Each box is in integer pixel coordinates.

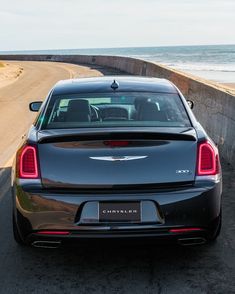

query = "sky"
[{"left": 0, "top": 0, "right": 235, "bottom": 51}]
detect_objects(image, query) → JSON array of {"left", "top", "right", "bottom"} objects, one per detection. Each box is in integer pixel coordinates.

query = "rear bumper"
[
  {"left": 28, "top": 229, "right": 211, "bottom": 248},
  {"left": 13, "top": 178, "right": 222, "bottom": 245}
]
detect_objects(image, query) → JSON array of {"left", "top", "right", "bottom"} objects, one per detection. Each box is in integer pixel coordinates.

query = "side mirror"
[
  {"left": 29, "top": 101, "right": 43, "bottom": 112},
  {"left": 187, "top": 100, "right": 194, "bottom": 109}
]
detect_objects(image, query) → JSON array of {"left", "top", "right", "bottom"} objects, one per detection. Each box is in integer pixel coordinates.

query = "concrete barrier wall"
[{"left": 1, "top": 54, "right": 235, "bottom": 165}]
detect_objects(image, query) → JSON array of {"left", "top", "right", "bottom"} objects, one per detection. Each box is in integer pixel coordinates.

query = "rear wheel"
[{"left": 12, "top": 214, "right": 26, "bottom": 246}]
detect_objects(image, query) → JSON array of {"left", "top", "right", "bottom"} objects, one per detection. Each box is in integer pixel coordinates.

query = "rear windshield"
[{"left": 39, "top": 92, "right": 191, "bottom": 129}]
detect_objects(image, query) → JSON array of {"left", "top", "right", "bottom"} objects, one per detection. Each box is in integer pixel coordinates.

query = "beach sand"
[
  {"left": 220, "top": 83, "right": 235, "bottom": 90},
  {"left": 0, "top": 62, "right": 24, "bottom": 88}
]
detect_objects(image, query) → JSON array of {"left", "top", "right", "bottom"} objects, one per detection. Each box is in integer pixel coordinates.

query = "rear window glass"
[{"left": 39, "top": 92, "right": 191, "bottom": 129}]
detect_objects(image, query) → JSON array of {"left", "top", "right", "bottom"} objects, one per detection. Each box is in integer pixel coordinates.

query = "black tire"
[{"left": 12, "top": 214, "right": 26, "bottom": 246}]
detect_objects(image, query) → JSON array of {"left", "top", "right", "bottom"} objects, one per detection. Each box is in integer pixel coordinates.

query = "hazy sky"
[{"left": 0, "top": 0, "right": 235, "bottom": 50}]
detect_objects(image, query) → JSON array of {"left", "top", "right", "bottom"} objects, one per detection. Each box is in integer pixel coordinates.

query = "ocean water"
[{"left": 1, "top": 44, "right": 235, "bottom": 83}]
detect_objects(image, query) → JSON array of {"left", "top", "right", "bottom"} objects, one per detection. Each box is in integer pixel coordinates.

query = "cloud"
[{"left": 0, "top": 0, "right": 235, "bottom": 50}]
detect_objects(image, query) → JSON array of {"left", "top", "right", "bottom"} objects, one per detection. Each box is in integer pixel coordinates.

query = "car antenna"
[{"left": 111, "top": 80, "right": 119, "bottom": 90}]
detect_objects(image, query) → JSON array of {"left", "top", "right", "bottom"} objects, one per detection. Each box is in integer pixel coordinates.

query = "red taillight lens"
[
  {"left": 169, "top": 228, "right": 203, "bottom": 233},
  {"left": 197, "top": 142, "right": 219, "bottom": 176},
  {"left": 19, "top": 145, "right": 39, "bottom": 179}
]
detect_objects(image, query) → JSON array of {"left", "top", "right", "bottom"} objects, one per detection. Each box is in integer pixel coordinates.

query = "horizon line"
[{"left": 1, "top": 43, "right": 235, "bottom": 53}]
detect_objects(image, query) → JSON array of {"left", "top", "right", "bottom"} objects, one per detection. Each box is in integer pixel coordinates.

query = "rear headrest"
[
  {"left": 134, "top": 97, "right": 148, "bottom": 111},
  {"left": 67, "top": 99, "right": 90, "bottom": 112},
  {"left": 138, "top": 101, "right": 167, "bottom": 121},
  {"left": 66, "top": 99, "right": 91, "bottom": 122}
]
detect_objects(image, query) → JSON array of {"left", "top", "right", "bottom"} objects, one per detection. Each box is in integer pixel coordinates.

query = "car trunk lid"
[{"left": 37, "top": 128, "right": 197, "bottom": 189}]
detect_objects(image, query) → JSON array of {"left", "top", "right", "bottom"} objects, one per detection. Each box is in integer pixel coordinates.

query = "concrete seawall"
[{"left": 1, "top": 54, "right": 235, "bottom": 166}]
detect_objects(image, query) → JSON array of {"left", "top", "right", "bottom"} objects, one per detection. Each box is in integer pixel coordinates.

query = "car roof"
[{"left": 52, "top": 76, "right": 178, "bottom": 95}]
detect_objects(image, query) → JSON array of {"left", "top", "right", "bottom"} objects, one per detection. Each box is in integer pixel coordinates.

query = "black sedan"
[{"left": 12, "top": 76, "right": 222, "bottom": 248}]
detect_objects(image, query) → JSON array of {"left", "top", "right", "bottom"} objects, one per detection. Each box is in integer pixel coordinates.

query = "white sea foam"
[{"left": 164, "top": 63, "right": 235, "bottom": 73}]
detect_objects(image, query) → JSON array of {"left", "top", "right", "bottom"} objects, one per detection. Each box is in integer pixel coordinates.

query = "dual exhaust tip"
[
  {"left": 178, "top": 237, "right": 206, "bottom": 246},
  {"left": 32, "top": 240, "right": 61, "bottom": 249}
]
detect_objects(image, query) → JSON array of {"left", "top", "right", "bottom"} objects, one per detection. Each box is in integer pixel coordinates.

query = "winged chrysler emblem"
[{"left": 89, "top": 156, "right": 148, "bottom": 162}]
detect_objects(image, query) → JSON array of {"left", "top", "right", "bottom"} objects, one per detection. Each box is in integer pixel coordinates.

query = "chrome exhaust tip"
[
  {"left": 178, "top": 237, "right": 207, "bottom": 246},
  {"left": 32, "top": 240, "right": 61, "bottom": 249}
]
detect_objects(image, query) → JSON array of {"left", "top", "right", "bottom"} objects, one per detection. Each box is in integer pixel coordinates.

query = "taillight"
[
  {"left": 169, "top": 227, "right": 203, "bottom": 233},
  {"left": 197, "top": 141, "right": 219, "bottom": 176},
  {"left": 18, "top": 145, "right": 39, "bottom": 179}
]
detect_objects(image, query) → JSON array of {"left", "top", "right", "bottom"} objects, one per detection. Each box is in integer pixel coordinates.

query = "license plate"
[{"left": 99, "top": 202, "right": 141, "bottom": 222}]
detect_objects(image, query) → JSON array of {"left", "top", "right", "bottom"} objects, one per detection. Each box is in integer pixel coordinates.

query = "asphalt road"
[{"left": 0, "top": 62, "right": 234, "bottom": 294}]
